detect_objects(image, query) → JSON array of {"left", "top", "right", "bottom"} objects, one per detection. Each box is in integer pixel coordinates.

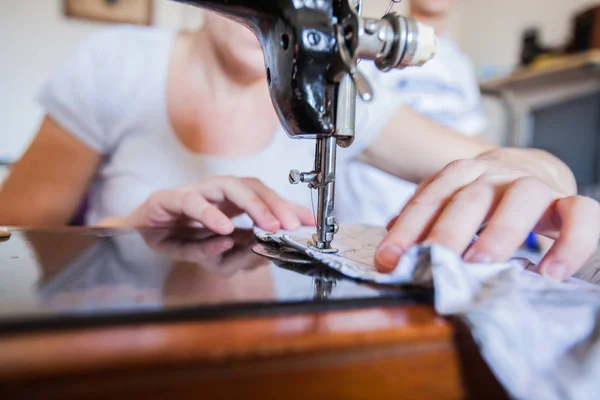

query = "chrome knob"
[{"left": 289, "top": 170, "right": 302, "bottom": 185}]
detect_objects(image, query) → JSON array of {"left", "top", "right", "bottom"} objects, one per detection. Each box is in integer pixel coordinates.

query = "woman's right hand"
[{"left": 99, "top": 176, "right": 315, "bottom": 234}]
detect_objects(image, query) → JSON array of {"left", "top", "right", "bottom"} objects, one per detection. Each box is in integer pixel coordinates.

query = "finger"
[
  {"left": 385, "top": 215, "right": 398, "bottom": 231},
  {"left": 192, "top": 236, "right": 235, "bottom": 258},
  {"left": 289, "top": 202, "right": 316, "bottom": 227},
  {"left": 376, "top": 197, "right": 446, "bottom": 273},
  {"left": 179, "top": 193, "right": 236, "bottom": 235},
  {"left": 178, "top": 237, "right": 232, "bottom": 269},
  {"left": 229, "top": 229, "right": 258, "bottom": 246},
  {"left": 375, "top": 160, "right": 483, "bottom": 272},
  {"left": 392, "top": 159, "right": 486, "bottom": 240},
  {"left": 145, "top": 190, "right": 235, "bottom": 234},
  {"left": 141, "top": 228, "right": 217, "bottom": 250},
  {"left": 384, "top": 175, "right": 433, "bottom": 231},
  {"left": 217, "top": 248, "right": 266, "bottom": 276},
  {"left": 206, "top": 177, "right": 281, "bottom": 232},
  {"left": 538, "top": 196, "right": 600, "bottom": 281},
  {"left": 140, "top": 229, "right": 172, "bottom": 248},
  {"left": 464, "top": 177, "right": 558, "bottom": 263},
  {"left": 151, "top": 236, "right": 235, "bottom": 263},
  {"left": 242, "top": 178, "right": 302, "bottom": 230},
  {"left": 410, "top": 173, "right": 437, "bottom": 200},
  {"left": 424, "top": 182, "right": 496, "bottom": 256}
]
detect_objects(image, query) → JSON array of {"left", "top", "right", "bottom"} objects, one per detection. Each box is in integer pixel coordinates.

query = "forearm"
[
  {"left": 0, "top": 117, "right": 101, "bottom": 227},
  {"left": 361, "top": 106, "right": 496, "bottom": 183},
  {"left": 475, "top": 147, "right": 577, "bottom": 196},
  {"left": 361, "top": 107, "right": 577, "bottom": 195}
]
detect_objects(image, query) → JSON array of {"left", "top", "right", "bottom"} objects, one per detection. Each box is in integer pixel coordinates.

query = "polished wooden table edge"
[
  {"left": 0, "top": 228, "right": 507, "bottom": 399},
  {"left": 0, "top": 305, "right": 452, "bottom": 381}
]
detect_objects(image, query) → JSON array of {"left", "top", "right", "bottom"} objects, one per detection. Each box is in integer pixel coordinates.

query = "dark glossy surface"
[{"left": 0, "top": 228, "right": 429, "bottom": 332}]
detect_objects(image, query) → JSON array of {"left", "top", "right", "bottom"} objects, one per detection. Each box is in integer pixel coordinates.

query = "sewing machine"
[{"left": 175, "top": 0, "right": 437, "bottom": 251}]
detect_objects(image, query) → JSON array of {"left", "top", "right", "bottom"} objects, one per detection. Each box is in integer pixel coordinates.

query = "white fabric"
[
  {"left": 37, "top": 26, "right": 383, "bottom": 226},
  {"left": 256, "top": 226, "right": 600, "bottom": 400},
  {"left": 338, "top": 35, "right": 487, "bottom": 227}
]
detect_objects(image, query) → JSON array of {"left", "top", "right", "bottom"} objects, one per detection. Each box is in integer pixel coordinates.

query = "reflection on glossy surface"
[{"left": 0, "top": 228, "right": 426, "bottom": 330}]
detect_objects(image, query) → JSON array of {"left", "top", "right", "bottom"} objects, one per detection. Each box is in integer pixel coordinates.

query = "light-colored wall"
[
  {"left": 0, "top": 0, "right": 202, "bottom": 162},
  {"left": 449, "top": 0, "right": 600, "bottom": 145},
  {"left": 454, "top": 0, "right": 598, "bottom": 71},
  {"left": 2, "top": 0, "right": 597, "bottom": 160}
]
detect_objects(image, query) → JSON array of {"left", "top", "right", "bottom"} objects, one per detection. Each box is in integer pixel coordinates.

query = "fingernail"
[
  {"left": 268, "top": 219, "right": 280, "bottom": 232},
  {"left": 375, "top": 243, "right": 404, "bottom": 272},
  {"left": 220, "top": 239, "right": 235, "bottom": 252},
  {"left": 542, "top": 261, "right": 568, "bottom": 281},
  {"left": 286, "top": 219, "right": 301, "bottom": 231},
  {"left": 464, "top": 249, "right": 492, "bottom": 263},
  {"left": 217, "top": 218, "right": 234, "bottom": 231}
]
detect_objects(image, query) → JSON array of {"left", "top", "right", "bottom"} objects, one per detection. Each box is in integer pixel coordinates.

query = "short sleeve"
[{"left": 37, "top": 30, "right": 120, "bottom": 154}]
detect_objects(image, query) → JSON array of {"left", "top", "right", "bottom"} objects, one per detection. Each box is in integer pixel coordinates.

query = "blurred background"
[{"left": 1, "top": 0, "right": 600, "bottom": 196}]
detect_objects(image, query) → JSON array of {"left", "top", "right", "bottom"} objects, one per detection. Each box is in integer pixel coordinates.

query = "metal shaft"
[
  {"left": 285, "top": 2, "right": 437, "bottom": 253},
  {"left": 314, "top": 136, "right": 337, "bottom": 250},
  {"left": 335, "top": 74, "right": 357, "bottom": 148},
  {"left": 289, "top": 77, "right": 350, "bottom": 252},
  {"left": 313, "top": 276, "right": 335, "bottom": 300}
]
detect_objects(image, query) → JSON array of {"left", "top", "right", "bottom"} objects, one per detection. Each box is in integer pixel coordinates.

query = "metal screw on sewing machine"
[
  {"left": 365, "top": 20, "right": 379, "bottom": 34},
  {"left": 289, "top": 169, "right": 318, "bottom": 187},
  {"left": 328, "top": 217, "right": 340, "bottom": 234},
  {"left": 306, "top": 31, "right": 321, "bottom": 46},
  {"left": 303, "top": 30, "right": 327, "bottom": 51},
  {"left": 289, "top": 170, "right": 302, "bottom": 185}
]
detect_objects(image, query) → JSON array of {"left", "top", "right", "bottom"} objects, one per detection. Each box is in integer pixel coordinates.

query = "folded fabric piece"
[
  {"left": 254, "top": 225, "right": 436, "bottom": 285},
  {"left": 255, "top": 225, "right": 600, "bottom": 400}
]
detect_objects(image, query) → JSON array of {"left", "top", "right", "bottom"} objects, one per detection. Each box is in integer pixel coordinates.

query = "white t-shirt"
[
  {"left": 38, "top": 27, "right": 484, "bottom": 228},
  {"left": 336, "top": 34, "right": 487, "bottom": 226},
  {"left": 37, "top": 26, "right": 382, "bottom": 226}
]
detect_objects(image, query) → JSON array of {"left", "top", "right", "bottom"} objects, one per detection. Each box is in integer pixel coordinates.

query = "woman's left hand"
[
  {"left": 375, "top": 156, "right": 600, "bottom": 281},
  {"left": 143, "top": 229, "right": 262, "bottom": 276}
]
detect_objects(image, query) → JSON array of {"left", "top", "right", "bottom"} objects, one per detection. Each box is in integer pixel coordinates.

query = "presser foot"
[
  {"left": 251, "top": 243, "right": 313, "bottom": 265},
  {"left": 309, "top": 233, "right": 339, "bottom": 254},
  {"left": 309, "top": 215, "right": 340, "bottom": 254},
  {"left": 290, "top": 136, "right": 340, "bottom": 254}
]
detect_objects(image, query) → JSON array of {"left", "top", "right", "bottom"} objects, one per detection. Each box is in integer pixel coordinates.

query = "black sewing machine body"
[
  {"left": 172, "top": 0, "right": 437, "bottom": 251},
  {"left": 178, "top": 0, "right": 341, "bottom": 138}
]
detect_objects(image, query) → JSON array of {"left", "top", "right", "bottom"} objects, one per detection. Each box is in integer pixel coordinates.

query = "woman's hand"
[
  {"left": 375, "top": 156, "right": 600, "bottom": 281},
  {"left": 100, "top": 176, "right": 315, "bottom": 234},
  {"left": 142, "top": 229, "right": 262, "bottom": 277}
]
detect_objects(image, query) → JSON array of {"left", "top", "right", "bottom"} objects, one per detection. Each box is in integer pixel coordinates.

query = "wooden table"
[{"left": 0, "top": 228, "right": 506, "bottom": 399}]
